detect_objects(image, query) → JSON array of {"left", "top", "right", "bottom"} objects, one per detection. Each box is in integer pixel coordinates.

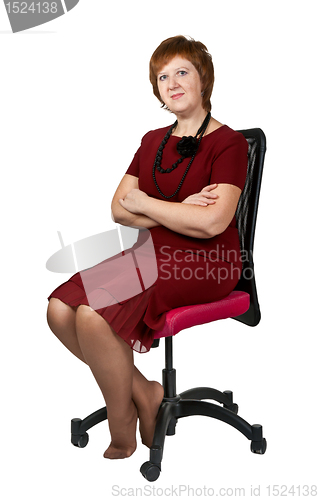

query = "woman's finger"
[
  {"left": 201, "top": 192, "right": 218, "bottom": 199},
  {"left": 201, "top": 183, "right": 218, "bottom": 192},
  {"left": 182, "top": 196, "right": 216, "bottom": 206}
]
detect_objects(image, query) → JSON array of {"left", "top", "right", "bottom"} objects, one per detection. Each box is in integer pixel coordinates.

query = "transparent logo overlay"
[
  {"left": 3, "top": 0, "right": 80, "bottom": 33},
  {"left": 46, "top": 226, "right": 158, "bottom": 310}
]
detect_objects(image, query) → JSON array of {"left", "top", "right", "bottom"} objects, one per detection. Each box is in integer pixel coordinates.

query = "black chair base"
[
  {"left": 71, "top": 337, "right": 266, "bottom": 482},
  {"left": 140, "top": 386, "right": 266, "bottom": 481},
  {"left": 71, "top": 407, "right": 107, "bottom": 448},
  {"left": 70, "top": 385, "right": 266, "bottom": 482}
]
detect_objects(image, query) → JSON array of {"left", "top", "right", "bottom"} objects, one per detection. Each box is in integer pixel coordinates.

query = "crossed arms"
[{"left": 111, "top": 174, "right": 241, "bottom": 240}]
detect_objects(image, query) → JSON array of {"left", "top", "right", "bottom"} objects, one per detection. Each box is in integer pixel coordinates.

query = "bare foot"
[
  {"left": 103, "top": 441, "right": 136, "bottom": 460},
  {"left": 103, "top": 402, "right": 138, "bottom": 459},
  {"left": 138, "top": 381, "right": 164, "bottom": 448}
]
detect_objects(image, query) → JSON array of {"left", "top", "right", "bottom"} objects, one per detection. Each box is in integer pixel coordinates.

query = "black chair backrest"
[{"left": 233, "top": 128, "right": 266, "bottom": 327}]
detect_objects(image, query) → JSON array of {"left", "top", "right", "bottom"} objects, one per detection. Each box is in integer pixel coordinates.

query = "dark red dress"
[{"left": 48, "top": 124, "right": 248, "bottom": 353}]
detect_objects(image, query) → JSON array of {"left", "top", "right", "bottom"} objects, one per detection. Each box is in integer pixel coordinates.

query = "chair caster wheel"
[
  {"left": 251, "top": 437, "right": 267, "bottom": 454},
  {"left": 140, "top": 461, "right": 161, "bottom": 482},
  {"left": 72, "top": 432, "right": 89, "bottom": 448},
  {"left": 224, "top": 403, "right": 239, "bottom": 414}
]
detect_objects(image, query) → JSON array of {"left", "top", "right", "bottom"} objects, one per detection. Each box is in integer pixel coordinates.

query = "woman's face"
[{"left": 157, "top": 56, "right": 203, "bottom": 116}]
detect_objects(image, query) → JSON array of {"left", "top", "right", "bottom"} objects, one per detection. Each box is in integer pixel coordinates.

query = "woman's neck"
[{"left": 172, "top": 108, "right": 209, "bottom": 137}]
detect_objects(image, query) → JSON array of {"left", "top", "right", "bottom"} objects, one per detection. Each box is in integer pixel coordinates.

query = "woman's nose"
[{"left": 168, "top": 77, "right": 179, "bottom": 90}]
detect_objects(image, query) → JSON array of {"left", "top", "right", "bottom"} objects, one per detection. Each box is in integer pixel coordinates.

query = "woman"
[{"left": 47, "top": 35, "right": 248, "bottom": 460}]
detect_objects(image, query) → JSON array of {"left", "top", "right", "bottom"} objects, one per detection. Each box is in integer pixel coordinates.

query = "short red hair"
[{"left": 149, "top": 35, "right": 214, "bottom": 112}]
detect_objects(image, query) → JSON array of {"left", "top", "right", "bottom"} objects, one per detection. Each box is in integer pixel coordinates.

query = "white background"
[{"left": 1, "top": 0, "right": 318, "bottom": 497}]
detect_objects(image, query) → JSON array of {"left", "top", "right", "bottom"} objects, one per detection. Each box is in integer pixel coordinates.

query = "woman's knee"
[
  {"left": 75, "top": 304, "right": 102, "bottom": 327},
  {"left": 47, "top": 298, "right": 75, "bottom": 332},
  {"left": 75, "top": 305, "right": 113, "bottom": 337}
]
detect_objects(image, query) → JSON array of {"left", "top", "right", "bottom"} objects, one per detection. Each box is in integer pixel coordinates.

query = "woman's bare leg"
[
  {"left": 47, "top": 298, "right": 163, "bottom": 450},
  {"left": 47, "top": 298, "right": 85, "bottom": 362},
  {"left": 132, "top": 367, "right": 164, "bottom": 448},
  {"left": 75, "top": 304, "right": 137, "bottom": 459}
]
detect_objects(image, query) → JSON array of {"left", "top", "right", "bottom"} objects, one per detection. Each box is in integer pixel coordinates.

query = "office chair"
[{"left": 71, "top": 128, "right": 267, "bottom": 482}]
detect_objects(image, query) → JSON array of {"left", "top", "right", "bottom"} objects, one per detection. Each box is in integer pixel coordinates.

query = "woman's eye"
[{"left": 158, "top": 71, "right": 187, "bottom": 82}]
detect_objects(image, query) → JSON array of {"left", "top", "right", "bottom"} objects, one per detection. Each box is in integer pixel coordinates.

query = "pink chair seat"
[{"left": 154, "top": 290, "right": 250, "bottom": 339}]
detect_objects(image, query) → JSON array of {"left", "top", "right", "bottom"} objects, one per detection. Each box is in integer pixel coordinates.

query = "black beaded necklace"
[{"left": 152, "top": 112, "right": 211, "bottom": 199}]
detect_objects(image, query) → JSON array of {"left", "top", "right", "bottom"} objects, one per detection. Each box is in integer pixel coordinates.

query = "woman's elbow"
[
  {"left": 111, "top": 203, "right": 120, "bottom": 223},
  {"left": 111, "top": 198, "right": 126, "bottom": 223},
  {"left": 111, "top": 209, "right": 120, "bottom": 224},
  {"left": 112, "top": 211, "right": 129, "bottom": 226},
  {"left": 203, "top": 220, "right": 229, "bottom": 238}
]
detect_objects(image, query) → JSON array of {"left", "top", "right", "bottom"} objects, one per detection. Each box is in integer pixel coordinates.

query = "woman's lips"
[{"left": 171, "top": 93, "right": 184, "bottom": 100}]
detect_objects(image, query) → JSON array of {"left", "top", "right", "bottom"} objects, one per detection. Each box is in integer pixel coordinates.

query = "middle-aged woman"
[{"left": 47, "top": 35, "right": 248, "bottom": 460}]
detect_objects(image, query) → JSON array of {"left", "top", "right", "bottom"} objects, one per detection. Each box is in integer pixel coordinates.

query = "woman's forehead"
[{"left": 157, "top": 56, "right": 194, "bottom": 74}]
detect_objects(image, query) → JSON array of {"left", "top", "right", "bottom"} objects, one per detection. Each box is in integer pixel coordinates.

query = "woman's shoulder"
[
  {"left": 207, "top": 123, "right": 246, "bottom": 142},
  {"left": 204, "top": 124, "right": 248, "bottom": 153},
  {"left": 140, "top": 125, "right": 172, "bottom": 143}
]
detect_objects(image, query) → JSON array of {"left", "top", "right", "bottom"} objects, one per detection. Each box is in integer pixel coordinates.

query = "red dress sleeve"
[
  {"left": 126, "top": 130, "right": 160, "bottom": 178},
  {"left": 125, "top": 145, "right": 140, "bottom": 177},
  {"left": 125, "top": 130, "right": 154, "bottom": 178},
  {"left": 209, "top": 131, "right": 248, "bottom": 191}
]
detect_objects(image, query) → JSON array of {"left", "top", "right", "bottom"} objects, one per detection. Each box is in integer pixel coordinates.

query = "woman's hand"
[
  {"left": 181, "top": 184, "right": 219, "bottom": 206},
  {"left": 118, "top": 188, "right": 149, "bottom": 214}
]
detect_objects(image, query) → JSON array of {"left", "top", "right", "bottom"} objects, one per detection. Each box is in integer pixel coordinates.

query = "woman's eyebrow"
[{"left": 158, "top": 66, "right": 189, "bottom": 75}]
